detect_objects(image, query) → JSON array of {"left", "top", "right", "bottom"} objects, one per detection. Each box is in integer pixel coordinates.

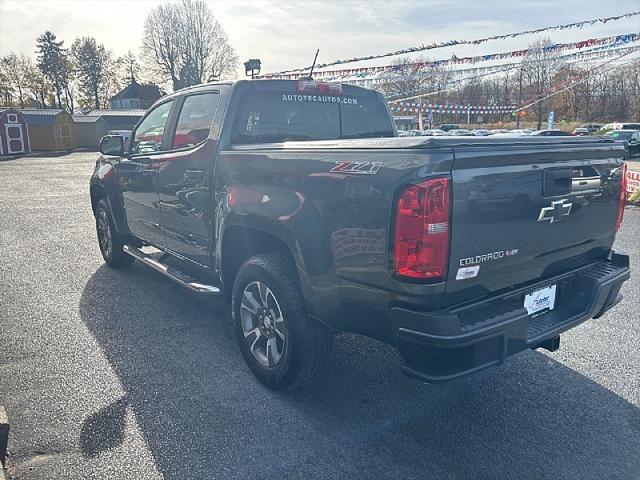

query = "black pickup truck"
[{"left": 90, "top": 79, "right": 630, "bottom": 389}]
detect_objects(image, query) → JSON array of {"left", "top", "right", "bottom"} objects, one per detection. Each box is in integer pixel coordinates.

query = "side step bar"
[{"left": 123, "top": 245, "right": 221, "bottom": 295}]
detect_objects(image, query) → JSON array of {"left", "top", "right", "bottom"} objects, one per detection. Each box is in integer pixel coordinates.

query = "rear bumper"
[{"left": 391, "top": 253, "right": 630, "bottom": 383}]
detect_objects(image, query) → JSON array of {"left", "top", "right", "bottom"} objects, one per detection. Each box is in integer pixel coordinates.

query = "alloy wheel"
[
  {"left": 240, "top": 281, "right": 286, "bottom": 368},
  {"left": 97, "top": 208, "right": 113, "bottom": 258}
]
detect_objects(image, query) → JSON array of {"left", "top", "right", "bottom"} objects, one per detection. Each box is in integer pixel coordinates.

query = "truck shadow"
[{"left": 79, "top": 263, "right": 640, "bottom": 480}]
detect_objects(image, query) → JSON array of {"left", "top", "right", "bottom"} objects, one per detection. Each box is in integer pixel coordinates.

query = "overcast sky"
[{"left": 0, "top": 0, "right": 638, "bottom": 77}]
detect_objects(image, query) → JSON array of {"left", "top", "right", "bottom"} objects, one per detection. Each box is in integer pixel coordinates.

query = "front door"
[
  {"left": 60, "top": 124, "right": 72, "bottom": 149},
  {"left": 5, "top": 123, "right": 25, "bottom": 154},
  {"left": 157, "top": 91, "right": 221, "bottom": 266},
  {"left": 116, "top": 99, "right": 174, "bottom": 247}
]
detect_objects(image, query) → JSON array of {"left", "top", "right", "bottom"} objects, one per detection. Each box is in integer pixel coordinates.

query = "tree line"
[
  {"left": 379, "top": 39, "right": 640, "bottom": 127},
  {"left": 0, "top": 0, "right": 238, "bottom": 112}
]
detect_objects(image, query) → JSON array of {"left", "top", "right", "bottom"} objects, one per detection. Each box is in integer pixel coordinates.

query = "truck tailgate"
[{"left": 445, "top": 141, "right": 625, "bottom": 306}]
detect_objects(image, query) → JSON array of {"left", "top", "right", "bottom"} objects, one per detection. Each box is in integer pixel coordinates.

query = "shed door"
[
  {"left": 5, "top": 124, "right": 25, "bottom": 154},
  {"left": 60, "top": 124, "right": 72, "bottom": 148}
]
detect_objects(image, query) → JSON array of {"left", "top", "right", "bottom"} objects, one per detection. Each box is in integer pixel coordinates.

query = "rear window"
[{"left": 231, "top": 89, "right": 395, "bottom": 144}]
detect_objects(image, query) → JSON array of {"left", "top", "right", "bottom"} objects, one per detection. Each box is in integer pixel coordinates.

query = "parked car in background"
[
  {"left": 108, "top": 129, "right": 133, "bottom": 147},
  {"left": 582, "top": 123, "right": 602, "bottom": 133},
  {"left": 421, "top": 129, "right": 447, "bottom": 136},
  {"left": 605, "top": 129, "right": 640, "bottom": 157},
  {"left": 573, "top": 127, "right": 589, "bottom": 136},
  {"left": 397, "top": 130, "right": 412, "bottom": 137},
  {"left": 438, "top": 123, "right": 460, "bottom": 132},
  {"left": 490, "top": 129, "right": 510, "bottom": 134},
  {"left": 602, "top": 122, "right": 640, "bottom": 131},
  {"left": 530, "top": 129, "right": 573, "bottom": 136},
  {"left": 471, "top": 129, "right": 493, "bottom": 136},
  {"left": 449, "top": 128, "right": 473, "bottom": 136},
  {"left": 504, "top": 129, "right": 532, "bottom": 135}
]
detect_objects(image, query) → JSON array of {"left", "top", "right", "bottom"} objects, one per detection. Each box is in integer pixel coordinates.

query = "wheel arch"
[
  {"left": 89, "top": 180, "right": 129, "bottom": 235},
  {"left": 89, "top": 183, "right": 107, "bottom": 214},
  {"left": 219, "top": 222, "right": 315, "bottom": 314}
]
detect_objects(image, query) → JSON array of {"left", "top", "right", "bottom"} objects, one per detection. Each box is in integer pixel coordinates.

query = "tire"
[
  {"left": 232, "top": 252, "right": 333, "bottom": 390},
  {"left": 95, "top": 198, "right": 134, "bottom": 268}
]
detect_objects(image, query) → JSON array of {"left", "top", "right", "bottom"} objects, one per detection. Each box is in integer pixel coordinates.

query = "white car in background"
[
  {"left": 421, "top": 129, "right": 447, "bottom": 136},
  {"left": 108, "top": 130, "right": 133, "bottom": 147},
  {"left": 471, "top": 129, "right": 493, "bottom": 136}
]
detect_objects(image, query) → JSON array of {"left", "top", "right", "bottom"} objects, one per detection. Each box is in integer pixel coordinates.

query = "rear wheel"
[
  {"left": 95, "top": 199, "right": 134, "bottom": 268},
  {"left": 232, "top": 253, "right": 333, "bottom": 390}
]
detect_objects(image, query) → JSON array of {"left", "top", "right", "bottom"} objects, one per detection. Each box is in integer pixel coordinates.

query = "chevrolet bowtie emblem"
[{"left": 538, "top": 199, "right": 573, "bottom": 223}]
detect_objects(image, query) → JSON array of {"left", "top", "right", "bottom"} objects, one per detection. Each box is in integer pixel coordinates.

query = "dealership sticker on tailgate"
[
  {"left": 524, "top": 284, "right": 557, "bottom": 316},
  {"left": 456, "top": 265, "right": 480, "bottom": 280}
]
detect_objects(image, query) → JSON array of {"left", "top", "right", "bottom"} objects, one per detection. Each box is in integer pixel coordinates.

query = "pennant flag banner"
[
  {"left": 382, "top": 44, "right": 640, "bottom": 102},
  {"left": 389, "top": 47, "right": 637, "bottom": 116},
  {"left": 262, "top": 11, "right": 640, "bottom": 77},
  {"left": 262, "top": 33, "right": 639, "bottom": 81},
  {"left": 389, "top": 103, "right": 517, "bottom": 115}
]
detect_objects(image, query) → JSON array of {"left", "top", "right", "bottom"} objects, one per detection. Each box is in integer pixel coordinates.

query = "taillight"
[
  {"left": 615, "top": 163, "right": 627, "bottom": 231},
  {"left": 296, "top": 80, "right": 343, "bottom": 96},
  {"left": 394, "top": 177, "right": 450, "bottom": 280}
]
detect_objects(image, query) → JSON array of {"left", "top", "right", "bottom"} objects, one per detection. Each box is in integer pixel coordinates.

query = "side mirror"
[{"left": 99, "top": 135, "right": 124, "bottom": 156}]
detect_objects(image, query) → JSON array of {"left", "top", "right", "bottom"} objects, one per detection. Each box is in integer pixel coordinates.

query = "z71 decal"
[{"left": 330, "top": 161, "right": 382, "bottom": 175}]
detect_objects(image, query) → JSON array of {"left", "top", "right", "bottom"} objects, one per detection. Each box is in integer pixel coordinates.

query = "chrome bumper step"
[{"left": 123, "top": 245, "right": 221, "bottom": 295}]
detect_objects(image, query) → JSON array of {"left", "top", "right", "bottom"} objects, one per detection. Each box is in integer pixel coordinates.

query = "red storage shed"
[{"left": 0, "top": 108, "right": 30, "bottom": 156}]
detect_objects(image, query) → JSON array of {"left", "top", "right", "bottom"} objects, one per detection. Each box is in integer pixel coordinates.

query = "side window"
[
  {"left": 172, "top": 93, "right": 219, "bottom": 149},
  {"left": 131, "top": 100, "right": 174, "bottom": 155}
]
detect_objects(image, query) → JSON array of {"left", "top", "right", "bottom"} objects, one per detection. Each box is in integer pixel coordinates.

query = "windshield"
[{"left": 231, "top": 89, "right": 395, "bottom": 144}]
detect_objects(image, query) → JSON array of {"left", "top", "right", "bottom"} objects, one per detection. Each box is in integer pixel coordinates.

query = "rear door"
[{"left": 445, "top": 140, "right": 624, "bottom": 306}]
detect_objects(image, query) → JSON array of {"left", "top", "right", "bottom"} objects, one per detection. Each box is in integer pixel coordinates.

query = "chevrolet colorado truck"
[{"left": 90, "top": 79, "right": 631, "bottom": 389}]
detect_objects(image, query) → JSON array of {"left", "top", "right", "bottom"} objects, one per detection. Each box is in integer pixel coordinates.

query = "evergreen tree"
[{"left": 36, "top": 31, "right": 72, "bottom": 110}]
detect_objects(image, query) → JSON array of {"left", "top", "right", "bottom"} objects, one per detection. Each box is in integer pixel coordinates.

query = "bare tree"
[
  {"left": 0, "top": 53, "right": 34, "bottom": 108},
  {"left": 378, "top": 56, "right": 450, "bottom": 100},
  {"left": 142, "top": 0, "right": 238, "bottom": 91},
  {"left": 117, "top": 51, "right": 141, "bottom": 83},
  {"left": 521, "top": 38, "right": 564, "bottom": 129}
]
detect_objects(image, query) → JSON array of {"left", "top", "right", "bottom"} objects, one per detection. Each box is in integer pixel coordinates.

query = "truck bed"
[{"left": 229, "top": 135, "right": 618, "bottom": 151}]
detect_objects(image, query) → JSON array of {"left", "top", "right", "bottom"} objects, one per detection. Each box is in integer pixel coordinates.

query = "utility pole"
[{"left": 516, "top": 65, "right": 523, "bottom": 128}]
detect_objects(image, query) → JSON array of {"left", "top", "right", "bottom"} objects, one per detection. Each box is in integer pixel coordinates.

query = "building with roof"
[
  {"left": 109, "top": 80, "right": 163, "bottom": 110},
  {"left": 393, "top": 115, "right": 418, "bottom": 131},
  {"left": 84, "top": 109, "right": 145, "bottom": 131},
  {"left": 72, "top": 115, "right": 110, "bottom": 149},
  {"left": 0, "top": 108, "right": 30, "bottom": 156},
  {"left": 19, "top": 109, "right": 76, "bottom": 151}
]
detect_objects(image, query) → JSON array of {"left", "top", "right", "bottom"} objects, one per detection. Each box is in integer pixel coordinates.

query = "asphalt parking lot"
[{"left": 0, "top": 151, "right": 639, "bottom": 480}]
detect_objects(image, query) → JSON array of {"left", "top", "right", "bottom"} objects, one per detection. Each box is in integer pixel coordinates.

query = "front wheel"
[
  {"left": 95, "top": 199, "right": 134, "bottom": 268},
  {"left": 232, "top": 253, "right": 333, "bottom": 390}
]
